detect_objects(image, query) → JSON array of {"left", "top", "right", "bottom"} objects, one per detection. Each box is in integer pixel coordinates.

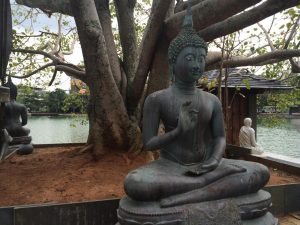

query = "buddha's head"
[
  {"left": 4, "top": 77, "right": 17, "bottom": 101},
  {"left": 168, "top": 5, "right": 207, "bottom": 84},
  {"left": 244, "top": 118, "right": 252, "bottom": 127}
]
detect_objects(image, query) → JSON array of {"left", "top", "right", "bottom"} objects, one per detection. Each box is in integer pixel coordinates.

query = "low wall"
[
  {"left": 0, "top": 199, "right": 119, "bottom": 225},
  {"left": 0, "top": 184, "right": 299, "bottom": 225},
  {"left": 33, "top": 143, "right": 85, "bottom": 148},
  {"left": 226, "top": 144, "right": 300, "bottom": 176}
]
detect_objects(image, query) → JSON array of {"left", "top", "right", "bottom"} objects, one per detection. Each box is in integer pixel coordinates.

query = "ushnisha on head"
[
  {"left": 4, "top": 77, "right": 17, "bottom": 100},
  {"left": 168, "top": 5, "right": 208, "bottom": 68},
  {"left": 244, "top": 118, "right": 252, "bottom": 127}
]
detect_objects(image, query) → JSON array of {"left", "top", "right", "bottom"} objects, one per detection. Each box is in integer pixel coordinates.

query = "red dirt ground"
[{"left": 0, "top": 146, "right": 299, "bottom": 207}]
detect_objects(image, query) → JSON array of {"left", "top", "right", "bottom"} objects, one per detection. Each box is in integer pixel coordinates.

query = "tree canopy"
[{"left": 11, "top": 0, "right": 300, "bottom": 156}]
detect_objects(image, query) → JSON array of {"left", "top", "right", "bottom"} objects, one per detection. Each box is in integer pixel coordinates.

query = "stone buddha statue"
[
  {"left": 117, "top": 6, "right": 277, "bottom": 225},
  {"left": 0, "top": 86, "right": 12, "bottom": 160},
  {"left": 239, "top": 117, "right": 264, "bottom": 155},
  {"left": 3, "top": 78, "right": 33, "bottom": 155}
]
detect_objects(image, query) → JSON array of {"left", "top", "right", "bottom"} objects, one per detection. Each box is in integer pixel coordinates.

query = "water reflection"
[
  {"left": 291, "top": 119, "right": 300, "bottom": 133},
  {"left": 257, "top": 118, "right": 300, "bottom": 159},
  {"left": 27, "top": 116, "right": 299, "bottom": 158},
  {"left": 27, "top": 116, "right": 88, "bottom": 144}
]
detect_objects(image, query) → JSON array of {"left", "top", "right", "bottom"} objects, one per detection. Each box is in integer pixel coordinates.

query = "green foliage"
[
  {"left": 242, "top": 79, "right": 251, "bottom": 90},
  {"left": 258, "top": 89, "right": 300, "bottom": 113},
  {"left": 47, "top": 88, "right": 67, "bottom": 113},
  {"left": 17, "top": 84, "right": 88, "bottom": 113},
  {"left": 63, "top": 92, "right": 87, "bottom": 113},
  {"left": 257, "top": 114, "right": 289, "bottom": 128},
  {"left": 17, "top": 84, "right": 48, "bottom": 112}
]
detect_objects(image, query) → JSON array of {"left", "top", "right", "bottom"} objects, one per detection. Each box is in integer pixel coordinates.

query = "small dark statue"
[
  {"left": 0, "top": 86, "right": 11, "bottom": 159},
  {"left": 3, "top": 78, "right": 33, "bottom": 155},
  {"left": 117, "top": 7, "right": 277, "bottom": 225}
]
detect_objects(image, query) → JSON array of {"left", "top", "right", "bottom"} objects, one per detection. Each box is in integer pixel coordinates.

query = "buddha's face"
[
  {"left": 244, "top": 118, "right": 252, "bottom": 127},
  {"left": 173, "top": 46, "right": 206, "bottom": 84}
]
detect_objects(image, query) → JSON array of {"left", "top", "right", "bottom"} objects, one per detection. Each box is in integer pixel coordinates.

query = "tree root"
[{"left": 78, "top": 144, "right": 94, "bottom": 154}]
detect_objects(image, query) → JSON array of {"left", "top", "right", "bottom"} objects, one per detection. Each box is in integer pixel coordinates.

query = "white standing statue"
[{"left": 239, "top": 117, "right": 264, "bottom": 155}]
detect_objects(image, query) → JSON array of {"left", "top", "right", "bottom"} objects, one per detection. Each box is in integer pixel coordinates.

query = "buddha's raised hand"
[{"left": 177, "top": 101, "right": 198, "bottom": 133}]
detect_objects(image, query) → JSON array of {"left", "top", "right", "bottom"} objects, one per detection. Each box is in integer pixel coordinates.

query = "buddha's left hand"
[{"left": 201, "top": 157, "right": 219, "bottom": 170}]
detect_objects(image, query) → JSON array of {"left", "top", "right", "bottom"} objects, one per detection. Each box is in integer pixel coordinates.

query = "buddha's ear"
[{"left": 169, "top": 63, "right": 175, "bottom": 82}]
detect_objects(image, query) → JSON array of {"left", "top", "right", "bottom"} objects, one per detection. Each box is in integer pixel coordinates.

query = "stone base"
[
  {"left": 116, "top": 214, "right": 278, "bottom": 225},
  {"left": 0, "top": 129, "right": 13, "bottom": 160},
  {"left": 117, "top": 190, "right": 277, "bottom": 225},
  {"left": 8, "top": 136, "right": 34, "bottom": 155},
  {"left": 243, "top": 212, "right": 278, "bottom": 225},
  {"left": 16, "top": 143, "right": 34, "bottom": 155},
  {"left": 10, "top": 136, "right": 32, "bottom": 145}
]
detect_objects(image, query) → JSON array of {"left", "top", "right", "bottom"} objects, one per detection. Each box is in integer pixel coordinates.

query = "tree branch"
[
  {"left": 96, "top": 0, "right": 122, "bottom": 90},
  {"left": 12, "top": 47, "right": 86, "bottom": 82},
  {"left": 114, "top": 0, "right": 137, "bottom": 82},
  {"left": 56, "top": 65, "right": 86, "bottom": 81},
  {"left": 165, "top": 0, "right": 262, "bottom": 40},
  {"left": 290, "top": 58, "right": 300, "bottom": 73},
  {"left": 174, "top": 0, "right": 205, "bottom": 13},
  {"left": 15, "top": 31, "right": 58, "bottom": 38},
  {"left": 215, "top": 49, "right": 300, "bottom": 68},
  {"left": 48, "top": 68, "right": 58, "bottom": 86},
  {"left": 198, "top": 0, "right": 300, "bottom": 42},
  {"left": 61, "top": 37, "right": 76, "bottom": 55},
  {"left": 9, "top": 62, "right": 55, "bottom": 79},
  {"left": 70, "top": 0, "right": 121, "bottom": 96},
  {"left": 283, "top": 16, "right": 300, "bottom": 49},
  {"left": 12, "top": 48, "right": 59, "bottom": 62},
  {"left": 257, "top": 23, "right": 275, "bottom": 51},
  {"left": 16, "top": 0, "right": 72, "bottom": 15},
  {"left": 127, "top": 0, "right": 173, "bottom": 113}
]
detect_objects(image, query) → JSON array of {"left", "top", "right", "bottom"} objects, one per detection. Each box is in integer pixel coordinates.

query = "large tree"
[{"left": 14, "top": 0, "right": 300, "bottom": 156}]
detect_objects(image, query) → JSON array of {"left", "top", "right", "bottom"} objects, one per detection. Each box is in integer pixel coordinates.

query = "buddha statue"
[
  {"left": 3, "top": 78, "right": 33, "bottom": 155},
  {"left": 117, "top": 6, "right": 277, "bottom": 225},
  {"left": 239, "top": 117, "right": 264, "bottom": 155},
  {"left": 0, "top": 86, "right": 12, "bottom": 160}
]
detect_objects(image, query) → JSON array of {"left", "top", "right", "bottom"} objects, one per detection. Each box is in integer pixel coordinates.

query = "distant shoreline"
[
  {"left": 28, "top": 113, "right": 86, "bottom": 117},
  {"left": 258, "top": 113, "right": 300, "bottom": 119}
]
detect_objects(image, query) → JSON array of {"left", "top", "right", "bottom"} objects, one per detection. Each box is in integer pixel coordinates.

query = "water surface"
[
  {"left": 27, "top": 115, "right": 88, "bottom": 144},
  {"left": 257, "top": 118, "right": 300, "bottom": 159},
  {"left": 27, "top": 115, "right": 300, "bottom": 159}
]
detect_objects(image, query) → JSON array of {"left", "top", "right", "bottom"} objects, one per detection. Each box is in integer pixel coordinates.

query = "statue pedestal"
[
  {"left": 117, "top": 190, "right": 277, "bottom": 225},
  {"left": 11, "top": 136, "right": 33, "bottom": 155}
]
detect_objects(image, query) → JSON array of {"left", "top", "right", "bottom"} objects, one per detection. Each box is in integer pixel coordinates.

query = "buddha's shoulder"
[
  {"left": 198, "top": 89, "right": 221, "bottom": 104},
  {"left": 146, "top": 88, "right": 171, "bottom": 101}
]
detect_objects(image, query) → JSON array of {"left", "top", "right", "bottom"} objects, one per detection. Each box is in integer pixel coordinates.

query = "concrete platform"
[
  {"left": 253, "top": 152, "right": 300, "bottom": 169},
  {"left": 279, "top": 213, "right": 300, "bottom": 225}
]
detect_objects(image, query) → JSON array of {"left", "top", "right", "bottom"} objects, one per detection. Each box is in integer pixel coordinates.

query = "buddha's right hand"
[{"left": 178, "top": 101, "right": 198, "bottom": 133}]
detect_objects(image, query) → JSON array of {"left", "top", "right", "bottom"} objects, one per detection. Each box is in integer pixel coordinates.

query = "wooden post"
[{"left": 248, "top": 93, "right": 257, "bottom": 138}]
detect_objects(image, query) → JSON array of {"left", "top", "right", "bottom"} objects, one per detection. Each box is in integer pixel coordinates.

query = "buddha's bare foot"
[
  {"left": 160, "top": 197, "right": 178, "bottom": 208},
  {"left": 160, "top": 190, "right": 206, "bottom": 208}
]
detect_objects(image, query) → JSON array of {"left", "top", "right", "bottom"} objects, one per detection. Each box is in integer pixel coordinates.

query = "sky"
[{"left": 9, "top": 0, "right": 83, "bottom": 92}]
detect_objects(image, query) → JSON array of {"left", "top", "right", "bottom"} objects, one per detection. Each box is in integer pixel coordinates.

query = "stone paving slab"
[{"left": 279, "top": 213, "right": 300, "bottom": 225}]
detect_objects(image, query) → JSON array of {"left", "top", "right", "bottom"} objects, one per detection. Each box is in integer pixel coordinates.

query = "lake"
[
  {"left": 257, "top": 117, "right": 300, "bottom": 159},
  {"left": 28, "top": 115, "right": 89, "bottom": 144},
  {"left": 27, "top": 115, "right": 300, "bottom": 158}
]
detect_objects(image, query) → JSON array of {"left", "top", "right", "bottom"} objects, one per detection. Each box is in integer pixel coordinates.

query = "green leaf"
[{"left": 242, "top": 79, "right": 251, "bottom": 90}]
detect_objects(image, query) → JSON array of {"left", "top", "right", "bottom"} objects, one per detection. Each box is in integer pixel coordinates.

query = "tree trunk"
[
  {"left": 146, "top": 36, "right": 170, "bottom": 96},
  {"left": 70, "top": 0, "right": 141, "bottom": 157},
  {"left": 86, "top": 79, "right": 131, "bottom": 157}
]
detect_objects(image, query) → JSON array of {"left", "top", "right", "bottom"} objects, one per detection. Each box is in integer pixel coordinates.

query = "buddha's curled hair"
[{"left": 168, "top": 4, "right": 208, "bottom": 65}]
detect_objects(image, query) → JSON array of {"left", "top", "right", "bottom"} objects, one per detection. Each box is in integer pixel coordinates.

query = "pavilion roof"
[{"left": 201, "top": 68, "right": 293, "bottom": 90}]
